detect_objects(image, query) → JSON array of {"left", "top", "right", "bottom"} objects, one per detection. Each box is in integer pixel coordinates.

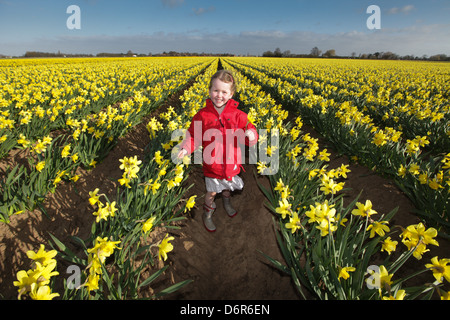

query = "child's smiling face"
[{"left": 209, "top": 78, "right": 234, "bottom": 108}]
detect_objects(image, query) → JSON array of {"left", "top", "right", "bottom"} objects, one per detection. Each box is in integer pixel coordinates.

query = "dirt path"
[{"left": 163, "top": 163, "right": 300, "bottom": 300}]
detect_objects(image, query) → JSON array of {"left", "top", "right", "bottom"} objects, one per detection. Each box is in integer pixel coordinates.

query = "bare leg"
[
  {"left": 222, "top": 189, "right": 231, "bottom": 198},
  {"left": 205, "top": 191, "right": 216, "bottom": 207}
]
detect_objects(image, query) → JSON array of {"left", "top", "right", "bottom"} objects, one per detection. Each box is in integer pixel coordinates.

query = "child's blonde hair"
[{"left": 209, "top": 70, "right": 236, "bottom": 94}]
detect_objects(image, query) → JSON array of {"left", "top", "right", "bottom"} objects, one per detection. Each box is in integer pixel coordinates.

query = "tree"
[
  {"left": 282, "top": 50, "right": 292, "bottom": 57},
  {"left": 323, "top": 49, "right": 336, "bottom": 58},
  {"left": 381, "top": 51, "right": 398, "bottom": 60},
  {"left": 310, "top": 47, "right": 321, "bottom": 57},
  {"left": 274, "top": 47, "right": 282, "bottom": 57}
]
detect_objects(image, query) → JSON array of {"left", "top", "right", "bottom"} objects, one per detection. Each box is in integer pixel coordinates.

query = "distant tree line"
[
  {"left": 22, "top": 51, "right": 94, "bottom": 58},
  {"left": 2, "top": 48, "right": 447, "bottom": 61},
  {"left": 262, "top": 47, "right": 450, "bottom": 61},
  {"left": 6, "top": 50, "right": 235, "bottom": 59}
]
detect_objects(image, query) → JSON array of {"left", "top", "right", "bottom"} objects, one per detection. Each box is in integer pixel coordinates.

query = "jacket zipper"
[{"left": 218, "top": 116, "right": 227, "bottom": 180}]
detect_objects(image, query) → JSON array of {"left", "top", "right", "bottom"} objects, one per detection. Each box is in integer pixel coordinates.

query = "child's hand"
[
  {"left": 178, "top": 148, "right": 188, "bottom": 159},
  {"left": 245, "top": 130, "right": 256, "bottom": 142}
]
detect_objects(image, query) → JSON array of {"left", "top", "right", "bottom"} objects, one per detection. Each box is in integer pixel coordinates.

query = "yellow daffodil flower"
[
  {"left": 338, "top": 266, "right": 356, "bottom": 281},
  {"left": 425, "top": 256, "right": 450, "bottom": 283},
  {"left": 158, "top": 234, "right": 175, "bottom": 261}
]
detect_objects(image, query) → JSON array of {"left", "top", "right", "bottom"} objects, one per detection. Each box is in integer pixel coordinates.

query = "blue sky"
[{"left": 1, "top": 0, "right": 449, "bottom": 56}]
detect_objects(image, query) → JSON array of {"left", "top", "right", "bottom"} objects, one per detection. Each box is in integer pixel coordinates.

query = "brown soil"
[{"left": 1, "top": 95, "right": 448, "bottom": 301}]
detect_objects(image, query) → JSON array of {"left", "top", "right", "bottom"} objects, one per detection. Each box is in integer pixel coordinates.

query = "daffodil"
[
  {"left": 29, "top": 284, "right": 60, "bottom": 300},
  {"left": 400, "top": 223, "right": 438, "bottom": 260},
  {"left": 82, "top": 272, "right": 100, "bottom": 292},
  {"left": 408, "top": 163, "right": 420, "bottom": 175},
  {"left": 308, "top": 169, "right": 319, "bottom": 180},
  {"left": 372, "top": 130, "right": 387, "bottom": 146},
  {"left": 352, "top": 200, "right": 377, "bottom": 217},
  {"left": 367, "top": 221, "right": 390, "bottom": 238},
  {"left": 256, "top": 161, "right": 267, "bottom": 174},
  {"left": 318, "top": 149, "right": 331, "bottom": 161},
  {"left": 29, "top": 260, "right": 59, "bottom": 286},
  {"left": 320, "top": 176, "right": 344, "bottom": 195},
  {"left": 119, "top": 156, "right": 142, "bottom": 178},
  {"left": 316, "top": 218, "right": 337, "bottom": 237},
  {"left": 285, "top": 212, "right": 301, "bottom": 233},
  {"left": 88, "top": 188, "right": 101, "bottom": 206},
  {"left": 275, "top": 198, "right": 291, "bottom": 219},
  {"left": 14, "top": 269, "right": 39, "bottom": 299},
  {"left": 35, "top": 161, "right": 45, "bottom": 172},
  {"left": 154, "top": 150, "right": 164, "bottom": 165},
  {"left": 305, "top": 204, "right": 319, "bottom": 224},
  {"left": 71, "top": 153, "right": 79, "bottom": 163},
  {"left": 61, "top": 144, "right": 71, "bottom": 158},
  {"left": 428, "top": 177, "right": 444, "bottom": 190},
  {"left": 17, "top": 133, "right": 31, "bottom": 148},
  {"left": 337, "top": 164, "right": 350, "bottom": 178},
  {"left": 381, "top": 237, "right": 398, "bottom": 255},
  {"left": 118, "top": 173, "right": 131, "bottom": 188},
  {"left": 338, "top": 266, "right": 356, "bottom": 281},
  {"left": 185, "top": 195, "right": 197, "bottom": 213},
  {"left": 274, "top": 178, "right": 285, "bottom": 192},
  {"left": 382, "top": 290, "right": 406, "bottom": 300},
  {"left": 87, "top": 237, "right": 121, "bottom": 263},
  {"left": 142, "top": 217, "right": 156, "bottom": 234},
  {"left": 418, "top": 172, "right": 428, "bottom": 184},
  {"left": 26, "top": 244, "right": 57, "bottom": 266},
  {"left": 425, "top": 256, "right": 450, "bottom": 283},
  {"left": 158, "top": 234, "right": 175, "bottom": 261},
  {"left": 403, "top": 223, "right": 439, "bottom": 247},
  {"left": 397, "top": 164, "right": 407, "bottom": 178},
  {"left": 440, "top": 291, "right": 450, "bottom": 300},
  {"left": 377, "top": 265, "right": 394, "bottom": 291}
]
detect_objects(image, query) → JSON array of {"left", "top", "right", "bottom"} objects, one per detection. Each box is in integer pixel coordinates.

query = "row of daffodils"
[
  {"left": 10, "top": 57, "right": 218, "bottom": 300},
  {"left": 0, "top": 57, "right": 212, "bottom": 223},
  {"left": 228, "top": 57, "right": 449, "bottom": 237},
  {"left": 224, "top": 58, "right": 449, "bottom": 300}
]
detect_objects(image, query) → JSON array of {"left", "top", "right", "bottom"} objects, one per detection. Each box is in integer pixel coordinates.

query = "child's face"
[{"left": 209, "top": 79, "right": 234, "bottom": 108}]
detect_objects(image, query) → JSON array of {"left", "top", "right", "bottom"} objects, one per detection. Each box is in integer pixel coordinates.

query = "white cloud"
[
  {"left": 387, "top": 5, "right": 415, "bottom": 15},
  {"left": 192, "top": 6, "right": 215, "bottom": 16}
]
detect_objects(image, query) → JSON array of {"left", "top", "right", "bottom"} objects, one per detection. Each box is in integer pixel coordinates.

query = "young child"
[{"left": 177, "top": 70, "right": 258, "bottom": 232}]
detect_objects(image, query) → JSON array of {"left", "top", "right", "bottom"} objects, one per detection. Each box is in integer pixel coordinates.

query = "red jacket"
[{"left": 180, "top": 98, "right": 258, "bottom": 181}]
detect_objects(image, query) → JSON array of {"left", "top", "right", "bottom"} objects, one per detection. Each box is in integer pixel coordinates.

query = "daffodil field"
[
  {"left": 1, "top": 56, "right": 449, "bottom": 300},
  {"left": 223, "top": 57, "right": 450, "bottom": 300},
  {"left": 2, "top": 57, "right": 214, "bottom": 299}
]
